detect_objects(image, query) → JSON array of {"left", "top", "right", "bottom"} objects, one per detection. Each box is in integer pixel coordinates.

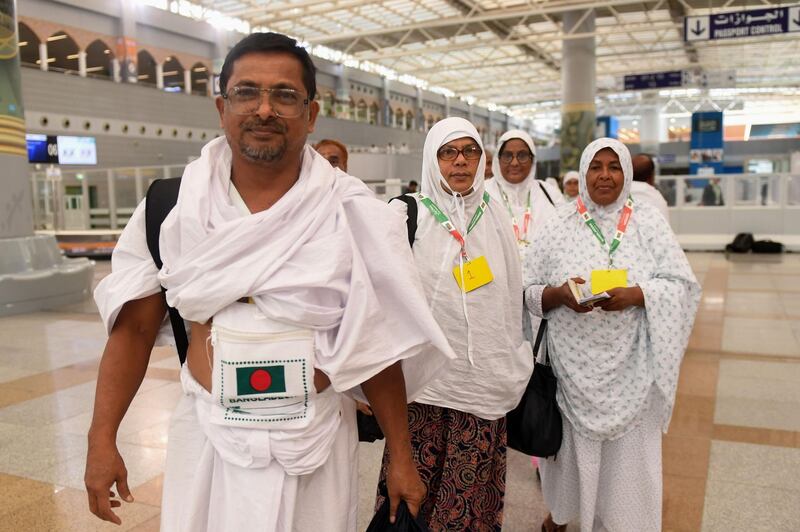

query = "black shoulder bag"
[
  {"left": 144, "top": 177, "right": 188, "bottom": 365},
  {"left": 506, "top": 320, "right": 562, "bottom": 457}
]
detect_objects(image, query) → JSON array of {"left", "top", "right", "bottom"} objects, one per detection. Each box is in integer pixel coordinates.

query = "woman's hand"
[
  {"left": 543, "top": 278, "right": 594, "bottom": 313},
  {"left": 594, "top": 286, "right": 645, "bottom": 311}
]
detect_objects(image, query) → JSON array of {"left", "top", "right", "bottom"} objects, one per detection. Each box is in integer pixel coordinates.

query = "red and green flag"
[{"left": 236, "top": 365, "right": 286, "bottom": 395}]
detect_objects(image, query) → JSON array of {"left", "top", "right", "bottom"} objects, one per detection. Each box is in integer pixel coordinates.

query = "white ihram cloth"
[
  {"left": 523, "top": 138, "right": 700, "bottom": 531},
  {"left": 158, "top": 138, "right": 454, "bottom": 397},
  {"left": 630, "top": 180, "right": 670, "bottom": 223},
  {"left": 390, "top": 117, "right": 531, "bottom": 420},
  {"left": 94, "top": 137, "right": 456, "bottom": 531},
  {"left": 484, "top": 129, "right": 564, "bottom": 343}
]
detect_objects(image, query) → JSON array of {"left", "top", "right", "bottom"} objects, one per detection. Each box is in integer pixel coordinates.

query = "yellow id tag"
[
  {"left": 453, "top": 256, "right": 494, "bottom": 293},
  {"left": 591, "top": 269, "right": 628, "bottom": 294}
]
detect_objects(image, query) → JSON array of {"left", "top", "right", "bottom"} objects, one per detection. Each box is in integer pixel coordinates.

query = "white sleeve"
[{"left": 93, "top": 200, "right": 165, "bottom": 336}]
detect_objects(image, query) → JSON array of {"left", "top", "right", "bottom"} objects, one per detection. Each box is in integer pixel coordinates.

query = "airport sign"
[{"left": 685, "top": 6, "right": 800, "bottom": 42}]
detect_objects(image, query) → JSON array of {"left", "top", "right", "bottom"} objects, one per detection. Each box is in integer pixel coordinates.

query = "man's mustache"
[{"left": 242, "top": 118, "right": 286, "bottom": 133}]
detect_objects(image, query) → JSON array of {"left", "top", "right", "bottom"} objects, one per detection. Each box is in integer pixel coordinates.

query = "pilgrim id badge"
[
  {"left": 591, "top": 269, "right": 628, "bottom": 294},
  {"left": 453, "top": 256, "right": 494, "bottom": 292}
]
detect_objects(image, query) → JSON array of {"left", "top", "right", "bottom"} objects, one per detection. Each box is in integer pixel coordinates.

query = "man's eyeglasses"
[
  {"left": 223, "top": 86, "right": 309, "bottom": 118},
  {"left": 499, "top": 151, "right": 533, "bottom": 164},
  {"left": 437, "top": 144, "right": 482, "bottom": 161}
]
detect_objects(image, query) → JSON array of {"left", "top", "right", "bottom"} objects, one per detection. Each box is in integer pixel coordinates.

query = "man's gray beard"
[{"left": 239, "top": 140, "right": 286, "bottom": 163}]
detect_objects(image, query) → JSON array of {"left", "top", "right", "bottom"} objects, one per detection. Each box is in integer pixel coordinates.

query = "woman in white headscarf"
[
  {"left": 486, "top": 130, "right": 564, "bottom": 253},
  {"left": 562, "top": 170, "right": 580, "bottom": 201},
  {"left": 374, "top": 118, "right": 532, "bottom": 531},
  {"left": 523, "top": 138, "right": 700, "bottom": 532}
]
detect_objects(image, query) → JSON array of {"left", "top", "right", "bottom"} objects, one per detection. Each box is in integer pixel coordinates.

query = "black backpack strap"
[
  {"left": 144, "top": 178, "right": 189, "bottom": 365},
  {"left": 538, "top": 181, "right": 555, "bottom": 206},
  {"left": 389, "top": 194, "right": 418, "bottom": 248}
]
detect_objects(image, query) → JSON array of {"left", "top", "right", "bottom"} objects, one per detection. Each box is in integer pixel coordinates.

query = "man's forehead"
[{"left": 228, "top": 51, "right": 304, "bottom": 85}]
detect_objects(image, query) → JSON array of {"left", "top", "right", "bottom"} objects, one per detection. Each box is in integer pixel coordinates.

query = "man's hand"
[
  {"left": 386, "top": 454, "right": 426, "bottom": 523},
  {"left": 85, "top": 436, "right": 134, "bottom": 525},
  {"left": 84, "top": 293, "right": 164, "bottom": 525},
  {"left": 594, "top": 286, "right": 645, "bottom": 311},
  {"left": 356, "top": 401, "right": 374, "bottom": 416}
]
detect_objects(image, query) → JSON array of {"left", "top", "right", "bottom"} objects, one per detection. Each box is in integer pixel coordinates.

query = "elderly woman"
[
  {"left": 523, "top": 138, "right": 700, "bottom": 532},
  {"left": 486, "top": 130, "right": 563, "bottom": 252},
  {"left": 562, "top": 170, "right": 580, "bottom": 201},
  {"left": 376, "top": 117, "right": 532, "bottom": 531}
]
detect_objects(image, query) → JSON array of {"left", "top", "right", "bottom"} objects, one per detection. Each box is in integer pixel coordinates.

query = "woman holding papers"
[
  {"left": 375, "top": 117, "right": 531, "bottom": 531},
  {"left": 522, "top": 138, "right": 701, "bottom": 532}
]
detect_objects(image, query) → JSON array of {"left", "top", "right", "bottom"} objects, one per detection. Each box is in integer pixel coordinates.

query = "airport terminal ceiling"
[{"left": 186, "top": 0, "right": 800, "bottom": 118}]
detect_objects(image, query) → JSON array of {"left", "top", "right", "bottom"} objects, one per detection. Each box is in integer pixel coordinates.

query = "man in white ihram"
[{"left": 84, "top": 32, "right": 454, "bottom": 531}]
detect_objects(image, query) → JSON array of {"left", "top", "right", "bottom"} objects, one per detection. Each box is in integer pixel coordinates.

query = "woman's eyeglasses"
[
  {"left": 437, "top": 144, "right": 483, "bottom": 161},
  {"left": 499, "top": 151, "right": 533, "bottom": 164}
]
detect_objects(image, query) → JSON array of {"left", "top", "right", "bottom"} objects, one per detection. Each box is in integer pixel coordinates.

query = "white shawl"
[
  {"left": 98, "top": 137, "right": 455, "bottom": 399},
  {"left": 392, "top": 118, "right": 531, "bottom": 420},
  {"left": 523, "top": 138, "right": 701, "bottom": 440}
]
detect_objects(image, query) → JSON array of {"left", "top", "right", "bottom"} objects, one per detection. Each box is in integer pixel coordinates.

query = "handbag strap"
[{"left": 533, "top": 320, "right": 548, "bottom": 365}]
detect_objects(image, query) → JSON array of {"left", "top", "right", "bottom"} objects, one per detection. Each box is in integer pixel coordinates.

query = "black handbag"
[
  {"left": 366, "top": 481, "right": 429, "bottom": 532},
  {"left": 357, "top": 410, "right": 385, "bottom": 442},
  {"left": 506, "top": 320, "right": 562, "bottom": 457}
]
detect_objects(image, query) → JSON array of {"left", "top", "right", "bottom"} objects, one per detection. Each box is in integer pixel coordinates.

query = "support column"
[
  {"left": 381, "top": 77, "right": 391, "bottom": 127},
  {"left": 212, "top": 27, "right": 231, "bottom": 96},
  {"left": 112, "top": 58, "right": 121, "bottom": 82},
  {"left": 639, "top": 99, "right": 661, "bottom": 155},
  {"left": 415, "top": 86, "right": 424, "bottom": 131},
  {"left": 0, "top": 0, "right": 93, "bottom": 316},
  {"left": 444, "top": 96, "right": 451, "bottom": 118},
  {"left": 334, "top": 65, "right": 350, "bottom": 119},
  {"left": 78, "top": 51, "right": 87, "bottom": 77},
  {"left": 183, "top": 68, "right": 192, "bottom": 95},
  {"left": 117, "top": 0, "right": 138, "bottom": 83},
  {"left": 155, "top": 63, "right": 164, "bottom": 89},
  {"left": 560, "top": 9, "right": 596, "bottom": 175},
  {"left": 134, "top": 168, "right": 144, "bottom": 203},
  {"left": 106, "top": 169, "right": 118, "bottom": 230},
  {"left": 38, "top": 42, "right": 47, "bottom": 71},
  {"left": 468, "top": 103, "right": 475, "bottom": 124}
]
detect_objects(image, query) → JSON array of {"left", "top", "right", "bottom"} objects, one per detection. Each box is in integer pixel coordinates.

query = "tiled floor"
[{"left": 0, "top": 253, "right": 799, "bottom": 531}]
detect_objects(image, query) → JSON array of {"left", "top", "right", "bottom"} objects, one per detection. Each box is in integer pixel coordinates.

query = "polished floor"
[{"left": 0, "top": 252, "right": 798, "bottom": 531}]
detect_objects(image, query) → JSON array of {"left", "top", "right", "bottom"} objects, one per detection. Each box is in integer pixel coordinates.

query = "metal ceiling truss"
[{"left": 198, "top": 0, "right": 800, "bottom": 116}]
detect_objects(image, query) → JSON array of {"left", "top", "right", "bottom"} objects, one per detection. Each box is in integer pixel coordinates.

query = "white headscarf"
[
  {"left": 485, "top": 130, "right": 563, "bottom": 245},
  {"left": 490, "top": 129, "right": 538, "bottom": 197},
  {"left": 578, "top": 137, "right": 633, "bottom": 216},
  {"left": 419, "top": 117, "right": 487, "bottom": 239},
  {"left": 563, "top": 171, "right": 579, "bottom": 185},
  {"left": 401, "top": 117, "right": 532, "bottom": 420}
]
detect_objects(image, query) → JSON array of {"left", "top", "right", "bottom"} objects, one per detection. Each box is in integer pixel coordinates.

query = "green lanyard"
[
  {"left": 498, "top": 186, "right": 532, "bottom": 243},
  {"left": 575, "top": 195, "right": 634, "bottom": 266},
  {"left": 418, "top": 191, "right": 490, "bottom": 258}
]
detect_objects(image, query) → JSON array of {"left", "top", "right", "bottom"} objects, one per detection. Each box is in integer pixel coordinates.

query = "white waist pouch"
[{"left": 210, "top": 303, "right": 316, "bottom": 430}]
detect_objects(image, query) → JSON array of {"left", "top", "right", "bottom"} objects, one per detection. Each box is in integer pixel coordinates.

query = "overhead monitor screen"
[
  {"left": 56, "top": 136, "right": 97, "bottom": 165},
  {"left": 26, "top": 134, "right": 57, "bottom": 163}
]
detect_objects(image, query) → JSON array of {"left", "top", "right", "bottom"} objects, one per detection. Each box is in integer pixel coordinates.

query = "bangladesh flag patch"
[{"left": 236, "top": 365, "right": 287, "bottom": 395}]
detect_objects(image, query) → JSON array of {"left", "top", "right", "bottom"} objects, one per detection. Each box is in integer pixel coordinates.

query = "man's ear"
[
  {"left": 306, "top": 99, "right": 320, "bottom": 134},
  {"left": 215, "top": 96, "right": 225, "bottom": 127}
]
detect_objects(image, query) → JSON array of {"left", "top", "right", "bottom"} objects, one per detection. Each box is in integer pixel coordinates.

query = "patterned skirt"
[{"left": 375, "top": 402, "right": 507, "bottom": 532}]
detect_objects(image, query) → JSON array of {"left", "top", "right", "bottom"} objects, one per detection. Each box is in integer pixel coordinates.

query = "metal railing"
[{"left": 31, "top": 165, "right": 800, "bottom": 236}]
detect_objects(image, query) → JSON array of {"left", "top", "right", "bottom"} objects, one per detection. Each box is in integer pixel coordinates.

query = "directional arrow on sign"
[
  {"left": 789, "top": 7, "right": 800, "bottom": 32},
  {"left": 685, "top": 15, "right": 710, "bottom": 41}
]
